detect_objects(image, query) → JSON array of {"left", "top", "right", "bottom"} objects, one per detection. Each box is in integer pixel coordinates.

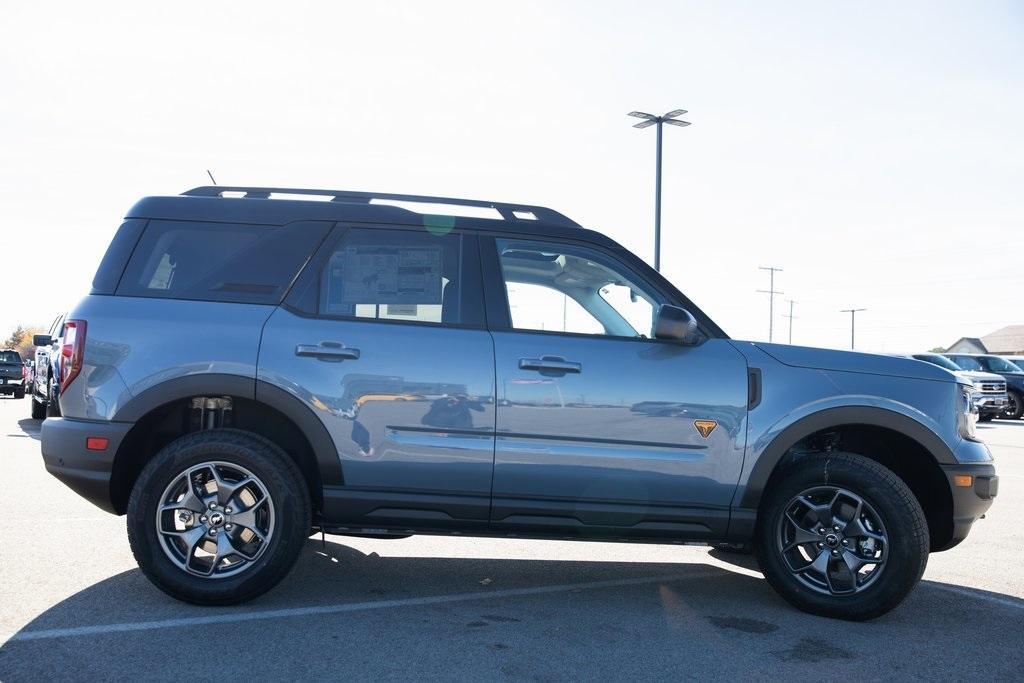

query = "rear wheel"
[
  {"left": 127, "top": 429, "right": 311, "bottom": 605},
  {"left": 755, "top": 451, "right": 928, "bottom": 621},
  {"left": 30, "top": 396, "right": 46, "bottom": 419},
  {"left": 14, "top": 387, "right": 24, "bottom": 399},
  {"left": 1004, "top": 391, "right": 1022, "bottom": 420}
]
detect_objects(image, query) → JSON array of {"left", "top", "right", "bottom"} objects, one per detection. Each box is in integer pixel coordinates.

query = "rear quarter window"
[{"left": 116, "top": 220, "right": 329, "bottom": 304}]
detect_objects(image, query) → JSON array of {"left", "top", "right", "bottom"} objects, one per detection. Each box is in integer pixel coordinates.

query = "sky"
[{"left": 1, "top": 1, "right": 1022, "bottom": 352}]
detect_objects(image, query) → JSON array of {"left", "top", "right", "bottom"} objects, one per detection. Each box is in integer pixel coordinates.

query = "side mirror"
[
  {"left": 32, "top": 334, "right": 52, "bottom": 347},
  {"left": 654, "top": 304, "right": 701, "bottom": 344}
]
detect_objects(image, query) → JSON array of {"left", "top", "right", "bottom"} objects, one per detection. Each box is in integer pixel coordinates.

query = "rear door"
[{"left": 258, "top": 225, "right": 495, "bottom": 529}]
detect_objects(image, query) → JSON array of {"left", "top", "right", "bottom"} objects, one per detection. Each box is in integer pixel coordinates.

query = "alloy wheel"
[
  {"left": 777, "top": 486, "right": 888, "bottom": 595},
  {"left": 155, "top": 461, "right": 275, "bottom": 578}
]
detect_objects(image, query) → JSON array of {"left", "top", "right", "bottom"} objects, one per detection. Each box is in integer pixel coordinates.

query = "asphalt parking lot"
[{"left": 0, "top": 397, "right": 1021, "bottom": 681}]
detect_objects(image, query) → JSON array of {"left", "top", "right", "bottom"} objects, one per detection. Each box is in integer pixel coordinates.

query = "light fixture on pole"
[{"left": 628, "top": 109, "right": 690, "bottom": 271}]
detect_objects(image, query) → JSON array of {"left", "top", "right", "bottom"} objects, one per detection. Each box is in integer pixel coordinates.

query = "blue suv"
[{"left": 40, "top": 186, "right": 997, "bottom": 620}]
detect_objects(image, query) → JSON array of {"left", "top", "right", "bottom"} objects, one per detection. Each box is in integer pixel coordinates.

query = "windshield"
[
  {"left": 913, "top": 354, "right": 961, "bottom": 372},
  {"left": 982, "top": 356, "right": 1024, "bottom": 373},
  {"left": 0, "top": 351, "right": 22, "bottom": 364},
  {"left": 949, "top": 356, "right": 984, "bottom": 372}
]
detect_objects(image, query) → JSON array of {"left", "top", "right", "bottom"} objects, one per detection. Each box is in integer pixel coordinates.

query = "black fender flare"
[
  {"left": 111, "top": 373, "right": 342, "bottom": 486},
  {"left": 738, "top": 405, "right": 956, "bottom": 510}
]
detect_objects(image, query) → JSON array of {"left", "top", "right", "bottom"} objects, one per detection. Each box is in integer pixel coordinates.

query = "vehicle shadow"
[
  {"left": 2, "top": 538, "right": 1023, "bottom": 680},
  {"left": 16, "top": 417, "right": 41, "bottom": 441}
]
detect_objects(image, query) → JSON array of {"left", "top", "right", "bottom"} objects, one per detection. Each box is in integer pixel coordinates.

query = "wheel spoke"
[
  {"left": 800, "top": 496, "right": 835, "bottom": 531},
  {"left": 783, "top": 511, "right": 822, "bottom": 551},
  {"left": 178, "top": 526, "right": 209, "bottom": 573},
  {"left": 231, "top": 499, "right": 267, "bottom": 539},
  {"left": 209, "top": 466, "right": 255, "bottom": 507},
  {"left": 160, "top": 483, "right": 206, "bottom": 515},
  {"left": 797, "top": 548, "right": 833, "bottom": 589}
]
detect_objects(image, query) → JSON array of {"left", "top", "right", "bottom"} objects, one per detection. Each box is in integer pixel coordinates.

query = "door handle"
[
  {"left": 519, "top": 356, "right": 582, "bottom": 374},
  {"left": 295, "top": 343, "right": 360, "bottom": 360}
]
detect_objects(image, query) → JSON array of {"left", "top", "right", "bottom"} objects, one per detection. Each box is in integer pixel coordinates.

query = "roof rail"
[{"left": 181, "top": 186, "right": 581, "bottom": 228}]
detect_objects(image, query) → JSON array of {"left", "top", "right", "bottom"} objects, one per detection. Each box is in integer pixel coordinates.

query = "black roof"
[{"left": 125, "top": 186, "right": 619, "bottom": 248}]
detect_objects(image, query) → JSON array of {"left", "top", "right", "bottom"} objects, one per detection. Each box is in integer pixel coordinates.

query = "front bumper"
[
  {"left": 40, "top": 417, "right": 133, "bottom": 514},
  {"left": 937, "top": 462, "right": 998, "bottom": 551},
  {"left": 973, "top": 393, "right": 1008, "bottom": 414}
]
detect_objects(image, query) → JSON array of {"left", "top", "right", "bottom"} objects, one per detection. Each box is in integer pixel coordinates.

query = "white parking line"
[{"left": 1, "top": 571, "right": 714, "bottom": 643}]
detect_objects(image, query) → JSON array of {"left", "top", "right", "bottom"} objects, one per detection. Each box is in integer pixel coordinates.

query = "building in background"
[{"left": 947, "top": 325, "right": 1024, "bottom": 354}]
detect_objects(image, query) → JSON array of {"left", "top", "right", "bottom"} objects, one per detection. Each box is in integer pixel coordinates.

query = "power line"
[
  {"left": 783, "top": 299, "right": 797, "bottom": 344},
  {"left": 840, "top": 308, "right": 866, "bottom": 349},
  {"left": 757, "top": 266, "right": 783, "bottom": 342}
]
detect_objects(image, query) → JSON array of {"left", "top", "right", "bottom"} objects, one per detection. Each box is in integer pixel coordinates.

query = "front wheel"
[
  {"left": 755, "top": 451, "right": 928, "bottom": 621},
  {"left": 127, "top": 429, "right": 311, "bottom": 605},
  {"left": 1004, "top": 391, "right": 1022, "bottom": 420}
]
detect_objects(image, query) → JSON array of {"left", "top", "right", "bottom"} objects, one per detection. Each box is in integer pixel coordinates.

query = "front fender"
[{"left": 735, "top": 401, "right": 958, "bottom": 511}]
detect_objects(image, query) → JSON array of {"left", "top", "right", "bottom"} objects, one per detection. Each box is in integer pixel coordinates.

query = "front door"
[
  {"left": 486, "top": 237, "right": 748, "bottom": 539},
  {"left": 259, "top": 226, "right": 495, "bottom": 529}
]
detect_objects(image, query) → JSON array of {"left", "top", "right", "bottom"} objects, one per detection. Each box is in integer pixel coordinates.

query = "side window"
[
  {"left": 495, "top": 238, "right": 665, "bottom": 338},
  {"left": 317, "top": 228, "right": 465, "bottom": 325},
  {"left": 116, "top": 220, "right": 329, "bottom": 304}
]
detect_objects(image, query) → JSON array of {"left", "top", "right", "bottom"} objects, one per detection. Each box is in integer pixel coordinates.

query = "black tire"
[
  {"left": 14, "top": 387, "right": 25, "bottom": 399},
  {"left": 1004, "top": 391, "right": 1023, "bottom": 420},
  {"left": 127, "top": 429, "right": 311, "bottom": 605},
  {"left": 978, "top": 414, "right": 993, "bottom": 423},
  {"left": 45, "top": 381, "right": 61, "bottom": 417},
  {"left": 30, "top": 397, "right": 46, "bottom": 420},
  {"left": 754, "top": 451, "right": 929, "bottom": 621}
]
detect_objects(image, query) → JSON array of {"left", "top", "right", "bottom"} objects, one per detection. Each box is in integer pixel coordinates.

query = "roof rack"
[{"left": 181, "top": 186, "right": 581, "bottom": 228}]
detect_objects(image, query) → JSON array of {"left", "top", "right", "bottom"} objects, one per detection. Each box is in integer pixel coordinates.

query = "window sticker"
[{"left": 325, "top": 245, "right": 443, "bottom": 314}]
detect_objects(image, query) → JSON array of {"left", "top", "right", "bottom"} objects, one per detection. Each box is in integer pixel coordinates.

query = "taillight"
[{"left": 60, "top": 319, "right": 87, "bottom": 393}]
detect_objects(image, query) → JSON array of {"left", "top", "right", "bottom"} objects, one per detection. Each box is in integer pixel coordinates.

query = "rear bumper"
[
  {"left": 936, "top": 462, "right": 998, "bottom": 551},
  {"left": 40, "top": 417, "right": 133, "bottom": 514},
  {"left": 0, "top": 378, "right": 24, "bottom": 391}
]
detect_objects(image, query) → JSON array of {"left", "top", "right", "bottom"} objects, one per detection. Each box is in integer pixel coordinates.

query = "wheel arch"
[
  {"left": 109, "top": 374, "right": 341, "bottom": 515},
  {"left": 739, "top": 406, "right": 956, "bottom": 551}
]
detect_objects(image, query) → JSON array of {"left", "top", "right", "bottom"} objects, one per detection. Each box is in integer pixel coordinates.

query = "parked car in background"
[
  {"left": 40, "top": 186, "right": 998, "bottom": 621},
  {"left": 911, "top": 353, "right": 1008, "bottom": 421},
  {"left": 945, "top": 353, "right": 1024, "bottom": 420},
  {"left": 0, "top": 349, "right": 27, "bottom": 398},
  {"left": 30, "top": 313, "right": 66, "bottom": 419}
]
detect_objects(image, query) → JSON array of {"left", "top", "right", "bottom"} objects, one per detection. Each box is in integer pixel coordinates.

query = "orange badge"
[{"left": 694, "top": 419, "right": 718, "bottom": 438}]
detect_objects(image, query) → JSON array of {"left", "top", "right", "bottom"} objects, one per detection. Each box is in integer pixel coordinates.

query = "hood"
[
  {"left": 958, "top": 370, "right": 1005, "bottom": 382},
  {"left": 754, "top": 343, "right": 958, "bottom": 382}
]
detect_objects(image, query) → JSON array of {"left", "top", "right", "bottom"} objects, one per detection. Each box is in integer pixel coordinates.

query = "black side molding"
[{"left": 747, "top": 368, "right": 762, "bottom": 410}]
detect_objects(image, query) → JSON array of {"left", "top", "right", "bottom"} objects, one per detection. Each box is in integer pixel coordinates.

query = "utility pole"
[
  {"left": 783, "top": 299, "right": 797, "bottom": 344},
  {"left": 757, "top": 266, "right": 784, "bottom": 342},
  {"left": 628, "top": 109, "right": 691, "bottom": 271},
  {"left": 840, "top": 308, "right": 866, "bottom": 349}
]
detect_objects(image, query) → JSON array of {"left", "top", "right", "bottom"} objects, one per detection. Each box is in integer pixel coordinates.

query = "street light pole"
[
  {"left": 654, "top": 120, "right": 663, "bottom": 272},
  {"left": 629, "top": 109, "right": 690, "bottom": 271},
  {"left": 840, "top": 308, "right": 866, "bottom": 349}
]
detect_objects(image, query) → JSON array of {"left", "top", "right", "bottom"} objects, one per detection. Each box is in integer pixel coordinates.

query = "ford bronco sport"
[{"left": 40, "top": 186, "right": 998, "bottom": 620}]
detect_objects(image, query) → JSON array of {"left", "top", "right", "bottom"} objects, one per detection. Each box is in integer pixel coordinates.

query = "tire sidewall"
[
  {"left": 127, "top": 430, "right": 310, "bottom": 605},
  {"left": 755, "top": 454, "right": 929, "bottom": 620}
]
